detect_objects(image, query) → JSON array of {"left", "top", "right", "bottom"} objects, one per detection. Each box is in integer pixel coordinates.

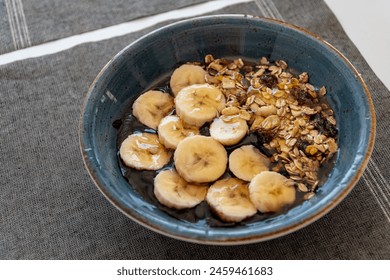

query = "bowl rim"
[{"left": 79, "top": 14, "right": 376, "bottom": 245}]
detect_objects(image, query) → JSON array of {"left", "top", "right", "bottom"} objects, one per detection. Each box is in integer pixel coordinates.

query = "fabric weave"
[
  {"left": 0, "top": 0, "right": 389, "bottom": 259},
  {"left": 0, "top": 0, "right": 209, "bottom": 54}
]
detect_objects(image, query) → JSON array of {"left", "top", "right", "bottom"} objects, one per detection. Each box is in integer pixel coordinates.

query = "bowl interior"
[{"left": 80, "top": 15, "right": 375, "bottom": 244}]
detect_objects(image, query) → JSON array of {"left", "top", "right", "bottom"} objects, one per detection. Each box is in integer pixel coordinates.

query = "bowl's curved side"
[{"left": 79, "top": 15, "right": 376, "bottom": 244}]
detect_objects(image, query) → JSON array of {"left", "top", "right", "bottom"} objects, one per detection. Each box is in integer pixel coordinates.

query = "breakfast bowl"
[{"left": 79, "top": 15, "right": 375, "bottom": 244}]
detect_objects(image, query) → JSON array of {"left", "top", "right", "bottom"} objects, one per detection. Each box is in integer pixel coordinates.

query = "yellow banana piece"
[
  {"left": 209, "top": 116, "right": 248, "bottom": 146},
  {"left": 229, "top": 145, "right": 270, "bottom": 181},
  {"left": 154, "top": 169, "right": 208, "bottom": 209},
  {"left": 174, "top": 135, "right": 227, "bottom": 183},
  {"left": 157, "top": 115, "right": 199, "bottom": 149},
  {"left": 249, "top": 171, "right": 296, "bottom": 213},
  {"left": 206, "top": 177, "right": 257, "bottom": 222},
  {"left": 132, "top": 90, "right": 174, "bottom": 130},
  {"left": 170, "top": 64, "right": 207, "bottom": 96},
  {"left": 175, "top": 83, "right": 226, "bottom": 127},
  {"left": 119, "top": 132, "right": 172, "bottom": 170}
]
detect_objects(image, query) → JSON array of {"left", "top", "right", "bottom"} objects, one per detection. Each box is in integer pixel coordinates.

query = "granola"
[{"left": 202, "top": 54, "right": 338, "bottom": 196}]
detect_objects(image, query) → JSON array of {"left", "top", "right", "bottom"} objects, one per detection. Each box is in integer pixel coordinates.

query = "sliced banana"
[
  {"left": 132, "top": 90, "right": 174, "bottom": 130},
  {"left": 249, "top": 171, "right": 296, "bottom": 213},
  {"left": 157, "top": 115, "right": 199, "bottom": 149},
  {"left": 206, "top": 177, "right": 257, "bottom": 222},
  {"left": 174, "top": 135, "right": 227, "bottom": 183},
  {"left": 229, "top": 145, "right": 270, "bottom": 181},
  {"left": 154, "top": 169, "right": 208, "bottom": 209},
  {"left": 209, "top": 116, "right": 248, "bottom": 146},
  {"left": 175, "top": 83, "right": 226, "bottom": 127},
  {"left": 119, "top": 133, "right": 172, "bottom": 170},
  {"left": 170, "top": 64, "right": 207, "bottom": 96}
]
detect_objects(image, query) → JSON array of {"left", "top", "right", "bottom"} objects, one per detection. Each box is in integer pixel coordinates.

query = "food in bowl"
[
  {"left": 115, "top": 54, "right": 338, "bottom": 225},
  {"left": 80, "top": 15, "right": 375, "bottom": 243}
]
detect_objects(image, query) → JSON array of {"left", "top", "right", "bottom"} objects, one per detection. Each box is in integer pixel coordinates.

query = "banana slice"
[
  {"left": 154, "top": 169, "right": 208, "bottom": 209},
  {"left": 174, "top": 135, "right": 227, "bottom": 183},
  {"left": 206, "top": 177, "right": 257, "bottom": 222},
  {"left": 119, "top": 132, "right": 172, "bottom": 170},
  {"left": 229, "top": 145, "right": 270, "bottom": 181},
  {"left": 249, "top": 171, "right": 296, "bottom": 213},
  {"left": 209, "top": 116, "right": 248, "bottom": 146},
  {"left": 132, "top": 90, "right": 174, "bottom": 130},
  {"left": 157, "top": 115, "right": 199, "bottom": 149},
  {"left": 175, "top": 84, "right": 226, "bottom": 127},
  {"left": 170, "top": 64, "right": 207, "bottom": 96}
]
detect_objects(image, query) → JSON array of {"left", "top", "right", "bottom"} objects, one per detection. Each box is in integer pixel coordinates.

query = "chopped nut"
[
  {"left": 279, "top": 72, "right": 293, "bottom": 79},
  {"left": 245, "top": 94, "right": 256, "bottom": 106},
  {"left": 222, "top": 106, "right": 240, "bottom": 116},
  {"left": 250, "top": 103, "right": 260, "bottom": 114},
  {"left": 228, "top": 63, "right": 238, "bottom": 70},
  {"left": 319, "top": 86, "right": 327, "bottom": 97},
  {"left": 260, "top": 57, "right": 269, "bottom": 65},
  {"left": 274, "top": 90, "right": 286, "bottom": 98},
  {"left": 307, "top": 90, "right": 317, "bottom": 99},
  {"left": 326, "top": 138, "right": 338, "bottom": 153},
  {"left": 220, "top": 115, "right": 237, "bottom": 123},
  {"left": 250, "top": 78, "right": 261, "bottom": 88},
  {"left": 222, "top": 77, "right": 236, "bottom": 89},
  {"left": 208, "top": 61, "right": 224, "bottom": 72},
  {"left": 205, "top": 54, "right": 214, "bottom": 64},
  {"left": 253, "top": 68, "right": 265, "bottom": 77},
  {"left": 291, "top": 110, "right": 302, "bottom": 117},
  {"left": 257, "top": 105, "right": 277, "bottom": 117},
  {"left": 305, "top": 83, "right": 315, "bottom": 92},
  {"left": 299, "top": 72, "right": 309, "bottom": 83},
  {"left": 276, "top": 59, "right": 288, "bottom": 70},
  {"left": 234, "top": 58, "right": 244, "bottom": 68},
  {"left": 269, "top": 65, "right": 281, "bottom": 75},
  {"left": 262, "top": 88, "right": 273, "bottom": 99},
  {"left": 327, "top": 116, "right": 336, "bottom": 125}
]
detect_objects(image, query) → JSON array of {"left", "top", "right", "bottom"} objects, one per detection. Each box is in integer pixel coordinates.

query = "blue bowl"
[{"left": 79, "top": 15, "right": 375, "bottom": 244}]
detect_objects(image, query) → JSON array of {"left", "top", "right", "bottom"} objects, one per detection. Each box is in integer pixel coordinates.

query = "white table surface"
[{"left": 325, "top": 0, "right": 390, "bottom": 91}]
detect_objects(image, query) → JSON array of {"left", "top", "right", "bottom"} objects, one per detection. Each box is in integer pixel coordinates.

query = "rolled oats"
[
  {"left": 222, "top": 106, "right": 240, "bottom": 116},
  {"left": 239, "top": 109, "right": 252, "bottom": 121},
  {"left": 203, "top": 54, "right": 338, "bottom": 197},
  {"left": 319, "top": 86, "right": 327, "bottom": 97},
  {"left": 260, "top": 56, "right": 270, "bottom": 65},
  {"left": 299, "top": 72, "right": 309, "bottom": 83}
]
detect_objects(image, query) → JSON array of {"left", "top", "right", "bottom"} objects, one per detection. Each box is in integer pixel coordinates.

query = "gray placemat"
[
  {"left": 1, "top": 0, "right": 389, "bottom": 259},
  {"left": 0, "top": 0, "right": 208, "bottom": 54}
]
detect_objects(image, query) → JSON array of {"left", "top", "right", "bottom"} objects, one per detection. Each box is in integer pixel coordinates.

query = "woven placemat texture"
[
  {"left": 1, "top": 0, "right": 389, "bottom": 259},
  {"left": 0, "top": 0, "right": 208, "bottom": 54}
]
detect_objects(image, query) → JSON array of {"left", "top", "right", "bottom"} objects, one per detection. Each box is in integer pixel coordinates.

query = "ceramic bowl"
[{"left": 79, "top": 15, "right": 375, "bottom": 244}]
